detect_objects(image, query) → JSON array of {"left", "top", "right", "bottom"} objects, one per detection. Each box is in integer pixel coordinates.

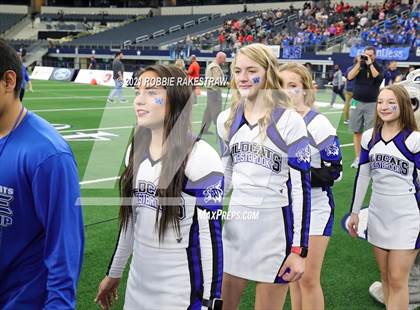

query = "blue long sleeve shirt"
[{"left": 0, "top": 110, "right": 84, "bottom": 309}]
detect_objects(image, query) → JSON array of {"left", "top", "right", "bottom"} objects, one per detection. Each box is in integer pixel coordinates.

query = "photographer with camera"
[{"left": 347, "top": 46, "right": 383, "bottom": 168}]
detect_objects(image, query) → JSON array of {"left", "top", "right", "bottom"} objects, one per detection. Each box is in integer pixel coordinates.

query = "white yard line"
[
  {"left": 31, "top": 103, "right": 207, "bottom": 113},
  {"left": 33, "top": 106, "right": 133, "bottom": 112},
  {"left": 79, "top": 142, "right": 355, "bottom": 185},
  {"left": 80, "top": 176, "right": 120, "bottom": 185},
  {"left": 26, "top": 95, "right": 123, "bottom": 101},
  {"left": 60, "top": 125, "right": 134, "bottom": 133},
  {"left": 60, "top": 121, "right": 203, "bottom": 133}
]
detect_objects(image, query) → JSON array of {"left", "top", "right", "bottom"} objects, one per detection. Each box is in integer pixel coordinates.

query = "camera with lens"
[{"left": 360, "top": 55, "right": 368, "bottom": 62}]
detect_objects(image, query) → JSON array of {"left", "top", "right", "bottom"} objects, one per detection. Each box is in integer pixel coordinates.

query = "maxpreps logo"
[{"left": 0, "top": 185, "right": 14, "bottom": 227}]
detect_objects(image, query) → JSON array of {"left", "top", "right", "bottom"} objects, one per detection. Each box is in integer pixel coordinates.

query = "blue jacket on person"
[{"left": 0, "top": 111, "right": 84, "bottom": 310}]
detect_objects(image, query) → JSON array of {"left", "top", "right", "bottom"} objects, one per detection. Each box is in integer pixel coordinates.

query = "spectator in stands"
[
  {"left": 343, "top": 58, "right": 357, "bottom": 125},
  {"left": 188, "top": 55, "right": 201, "bottom": 96},
  {"left": 185, "top": 35, "right": 193, "bottom": 58},
  {"left": 347, "top": 46, "right": 384, "bottom": 168},
  {"left": 219, "top": 32, "right": 225, "bottom": 49},
  {"left": 330, "top": 64, "right": 345, "bottom": 107},
  {"left": 17, "top": 52, "right": 33, "bottom": 101},
  {"left": 107, "top": 51, "right": 126, "bottom": 104},
  {"left": 200, "top": 52, "right": 226, "bottom": 135},
  {"left": 88, "top": 55, "right": 96, "bottom": 70},
  {"left": 384, "top": 61, "right": 403, "bottom": 86},
  {"left": 174, "top": 58, "right": 185, "bottom": 72},
  {"left": 246, "top": 33, "right": 253, "bottom": 45}
]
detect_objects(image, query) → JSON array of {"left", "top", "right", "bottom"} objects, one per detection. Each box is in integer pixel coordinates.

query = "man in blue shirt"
[
  {"left": 384, "top": 61, "right": 402, "bottom": 86},
  {"left": 0, "top": 39, "right": 84, "bottom": 309}
]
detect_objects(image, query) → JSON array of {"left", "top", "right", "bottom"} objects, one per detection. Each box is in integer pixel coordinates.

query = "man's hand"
[{"left": 365, "top": 54, "right": 373, "bottom": 66}]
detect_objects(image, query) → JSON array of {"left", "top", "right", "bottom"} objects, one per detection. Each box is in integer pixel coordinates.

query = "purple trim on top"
[
  {"left": 303, "top": 109, "right": 319, "bottom": 126},
  {"left": 267, "top": 123, "right": 288, "bottom": 153},
  {"left": 218, "top": 134, "right": 229, "bottom": 157},
  {"left": 322, "top": 186, "right": 335, "bottom": 236},
  {"left": 368, "top": 130, "right": 381, "bottom": 151},
  {"left": 307, "top": 132, "right": 317, "bottom": 147},
  {"left": 183, "top": 172, "right": 224, "bottom": 212},
  {"left": 266, "top": 106, "right": 288, "bottom": 153},
  {"left": 317, "top": 135, "right": 337, "bottom": 152},
  {"left": 271, "top": 106, "right": 286, "bottom": 124},
  {"left": 392, "top": 129, "right": 415, "bottom": 162},
  {"left": 227, "top": 105, "right": 246, "bottom": 143},
  {"left": 359, "top": 147, "right": 370, "bottom": 165}
]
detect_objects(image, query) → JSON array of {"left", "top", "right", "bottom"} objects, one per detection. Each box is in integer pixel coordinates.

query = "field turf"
[{"left": 24, "top": 79, "right": 380, "bottom": 310}]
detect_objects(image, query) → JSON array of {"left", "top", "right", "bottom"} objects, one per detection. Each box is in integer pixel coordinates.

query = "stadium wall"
[
  {"left": 40, "top": 6, "right": 150, "bottom": 15},
  {"left": 47, "top": 47, "right": 420, "bottom": 67},
  {"left": 38, "top": 0, "right": 384, "bottom": 16},
  {"left": 0, "top": 4, "right": 28, "bottom": 14}
]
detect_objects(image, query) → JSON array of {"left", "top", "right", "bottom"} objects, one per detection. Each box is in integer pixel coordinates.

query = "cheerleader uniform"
[
  {"left": 107, "top": 140, "right": 224, "bottom": 309},
  {"left": 351, "top": 128, "right": 420, "bottom": 250},
  {"left": 304, "top": 110, "right": 342, "bottom": 236},
  {"left": 217, "top": 105, "right": 311, "bottom": 283}
]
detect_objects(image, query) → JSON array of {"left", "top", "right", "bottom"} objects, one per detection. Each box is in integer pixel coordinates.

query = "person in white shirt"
[
  {"left": 217, "top": 43, "right": 311, "bottom": 309},
  {"left": 348, "top": 85, "right": 419, "bottom": 310},
  {"left": 95, "top": 64, "right": 224, "bottom": 310},
  {"left": 279, "top": 63, "right": 342, "bottom": 310}
]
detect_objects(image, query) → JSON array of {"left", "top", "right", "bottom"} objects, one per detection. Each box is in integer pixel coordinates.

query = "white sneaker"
[
  {"left": 350, "top": 157, "right": 359, "bottom": 169},
  {"left": 369, "top": 281, "right": 384, "bottom": 304}
]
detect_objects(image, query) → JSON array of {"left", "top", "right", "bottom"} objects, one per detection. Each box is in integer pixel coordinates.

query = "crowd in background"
[{"left": 179, "top": 0, "right": 419, "bottom": 53}]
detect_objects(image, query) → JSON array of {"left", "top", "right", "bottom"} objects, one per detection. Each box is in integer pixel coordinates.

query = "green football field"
[{"left": 24, "top": 79, "right": 381, "bottom": 310}]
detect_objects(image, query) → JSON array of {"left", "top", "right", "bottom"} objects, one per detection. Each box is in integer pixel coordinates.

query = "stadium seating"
[
  {"left": 40, "top": 13, "right": 137, "bottom": 23},
  {"left": 0, "top": 13, "right": 26, "bottom": 34},
  {"left": 141, "top": 12, "right": 256, "bottom": 48},
  {"left": 66, "top": 14, "right": 210, "bottom": 47}
]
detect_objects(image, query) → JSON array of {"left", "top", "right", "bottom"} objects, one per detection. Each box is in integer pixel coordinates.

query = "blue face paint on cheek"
[
  {"left": 289, "top": 88, "right": 301, "bottom": 95},
  {"left": 252, "top": 76, "right": 261, "bottom": 84},
  {"left": 390, "top": 105, "right": 398, "bottom": 112},
  {"left": 154, "top": 97, "right": 164, "bottom": 105}
]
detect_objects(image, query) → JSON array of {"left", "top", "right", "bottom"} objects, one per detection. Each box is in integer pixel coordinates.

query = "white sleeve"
[
  {"left": 107, "top": 218, "right": 134, "bottom": 278},
  {"left": 406, "top": 131, "right": 420, "bottom": 204},
  {"left": 184, "top": 141, "right": 224, "bottom": 303},
  {"left": 216, "top": 110, "right": 233, "bottom": 193},
  {"left": 221, "top": 156, "right": 233, "bottom": 194},
  {"left": 311, "top": 115, "right": 343, "bottom": 183},
  {"left": 350, "top": 130, "right": 372, "bottom": 214},
  {"left": 283, "top": 111, "right": 311, "bottom": 248}
]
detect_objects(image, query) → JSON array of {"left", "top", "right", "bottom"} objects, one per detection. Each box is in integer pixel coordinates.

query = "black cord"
[{"left": 84, "top": 217, "right": 118, "bottom": 228}]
